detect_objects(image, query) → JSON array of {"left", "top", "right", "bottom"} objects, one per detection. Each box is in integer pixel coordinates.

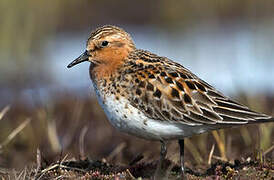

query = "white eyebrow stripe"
[
  {"left": 93, "top": 31, "right": 108, "bottom": 39},
  {"left": 108, "top": 33, "right": 126, "bottom": 40},
  {"left": 93, "top": 32, "right": 127, "bottom": 41}
]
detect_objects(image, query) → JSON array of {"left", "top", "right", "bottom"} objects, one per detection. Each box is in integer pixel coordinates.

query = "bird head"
[{"left": 67, "top": 25, "right": 135, "bottom": 71}]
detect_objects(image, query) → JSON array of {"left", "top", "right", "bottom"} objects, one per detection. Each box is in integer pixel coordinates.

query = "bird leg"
[
  {"left": 160, "top": 140, "right": 167, "bottom": 161},
  {"left": 178, "top": 139, "right": 185, "bottom": 177},
  {"left": 154, "top": 141, "right": 167, "bottom": 179}
]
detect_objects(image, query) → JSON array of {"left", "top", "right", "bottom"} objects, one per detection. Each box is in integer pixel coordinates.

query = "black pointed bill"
[{"left": 67, "top": 51, "right": 89, "bottom": 68}]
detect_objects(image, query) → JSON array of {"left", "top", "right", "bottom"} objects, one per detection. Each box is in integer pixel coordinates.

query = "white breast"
[{"left": 94, "top": 86, "right": 213, "bottom": 141}]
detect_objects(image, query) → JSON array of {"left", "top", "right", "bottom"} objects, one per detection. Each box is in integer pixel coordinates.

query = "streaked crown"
[{"left": 87, "top": 25, "right": 135, "bottom": 48}]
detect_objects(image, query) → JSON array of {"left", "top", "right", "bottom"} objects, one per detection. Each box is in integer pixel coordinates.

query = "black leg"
[
  {"left": 154, "top": 140, "right": 167, "bottom": 179},
  {"left": 160, "top": 140, "right": 167, "bottom": 160},
  {"left": 178, "top": 139, "right": 185, "bottom": 174}
]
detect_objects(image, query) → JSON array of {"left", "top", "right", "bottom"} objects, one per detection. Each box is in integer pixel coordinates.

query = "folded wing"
[{"left": 126, "top": 50, "right": 272, "bottom": 126}]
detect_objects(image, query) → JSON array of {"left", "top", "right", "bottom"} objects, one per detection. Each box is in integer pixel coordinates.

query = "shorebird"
[{"left": 67, "top": 25, "right": 274, "bottom": 176}]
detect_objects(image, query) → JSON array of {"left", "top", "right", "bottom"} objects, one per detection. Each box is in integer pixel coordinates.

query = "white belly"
[{"left": 95, "top": 89, "right": 211, "bottom": 141}]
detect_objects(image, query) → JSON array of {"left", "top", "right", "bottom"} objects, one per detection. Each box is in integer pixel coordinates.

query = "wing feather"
[{"left": 126, "top": 50, "right": 272, "bottom": 126}]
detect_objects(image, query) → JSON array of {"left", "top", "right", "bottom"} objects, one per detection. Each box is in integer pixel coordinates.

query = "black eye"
[{"left": 101, "top": 41, "right": 109, "bottom": 47}]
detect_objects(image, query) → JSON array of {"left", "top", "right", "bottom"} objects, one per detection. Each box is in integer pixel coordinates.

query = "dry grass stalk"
[
  {"left": 263, "top": 144, "right": 274, "bottom": 156},
  {"left": 0, "top": 118, "right": 31, "bottom": 149},
  {"left": 41, "top": 163, "right": 86, "bottom": 174},
  {"left": 62, "top": 101, "right": 84, "bottom": 149},
  {"left": 208, "top": 144, "right": 215, "bottom": 165},
  {"left": 34, "top": 148, "right": 42, "bottom": 178},
  {"left": 59, "top": 154, "right": 69, "bottom": 165},
  {"left": 185, "top": 138, "right": 203, "bottom": 163},
  {"left": 14, "top": 167, "right": 27, "bottom": 180},
  {"left": 212, "top": 131, "right": 227, "bottom": 161},
  {"left": 36, "top": 154, "right": 78, "bottom": 179},
  {"left": 126, "top": 169, "right": 136, "bottom": 179},
  {"left": 106, "top": 142, "right": 126, "bottom": 162},
  {"left": 239, "top": 127, "right": 252, "bottom": 146},
  {"left": 212, "top": 155, "right": 228, "bottom": 162},
  {"left": 259, "top": 123, "right": 274, "bottom": 150},
  {"left": 79, "top": 126, "right": 88, "bottom": 159},
  {"left": 0, "top": 105, "right": 10, "bottom": 121},
  {"left": 47, "top": 118, "right": 61, "bottom": 153}
]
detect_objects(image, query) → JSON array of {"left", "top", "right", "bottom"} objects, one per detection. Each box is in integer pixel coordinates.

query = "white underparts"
[{"left": 94, "top": 87, "right": 215, "bottom": 140}]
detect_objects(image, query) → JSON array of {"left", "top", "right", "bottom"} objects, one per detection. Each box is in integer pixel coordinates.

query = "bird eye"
[{"left": 101, "top": 41, "right": 109, "bottom": 47}]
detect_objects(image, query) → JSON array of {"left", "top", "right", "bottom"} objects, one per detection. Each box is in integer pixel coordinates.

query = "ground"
[
  {"left": 1, "top": 156, "right": 273, "bottom": 179},
  {"left": 0, "top": 94, "right": 273, "bottom": 179}
]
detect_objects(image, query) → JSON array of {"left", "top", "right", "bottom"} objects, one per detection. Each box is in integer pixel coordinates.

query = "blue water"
[
  {"left": 2, "top": 23, "right": 273, "bottom": 106},
  {"left": 45, "top": 23, "right": 274, "bottom": 97}
]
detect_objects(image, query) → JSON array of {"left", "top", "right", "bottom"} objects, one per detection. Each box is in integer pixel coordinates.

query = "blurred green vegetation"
[
  {"left": 0, "top": 0, "right": 60, "bottom": 85},
  {"left": 1, "top": 0, "right": 274, "bottom": 63},
  {"left": 1, "top": 0, "right": 274, "bottom": 87}
]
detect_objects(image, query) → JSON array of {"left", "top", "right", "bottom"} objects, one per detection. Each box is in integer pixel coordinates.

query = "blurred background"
[{"left": 0, "top": 0, "right": 273, "bottom": 170}]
